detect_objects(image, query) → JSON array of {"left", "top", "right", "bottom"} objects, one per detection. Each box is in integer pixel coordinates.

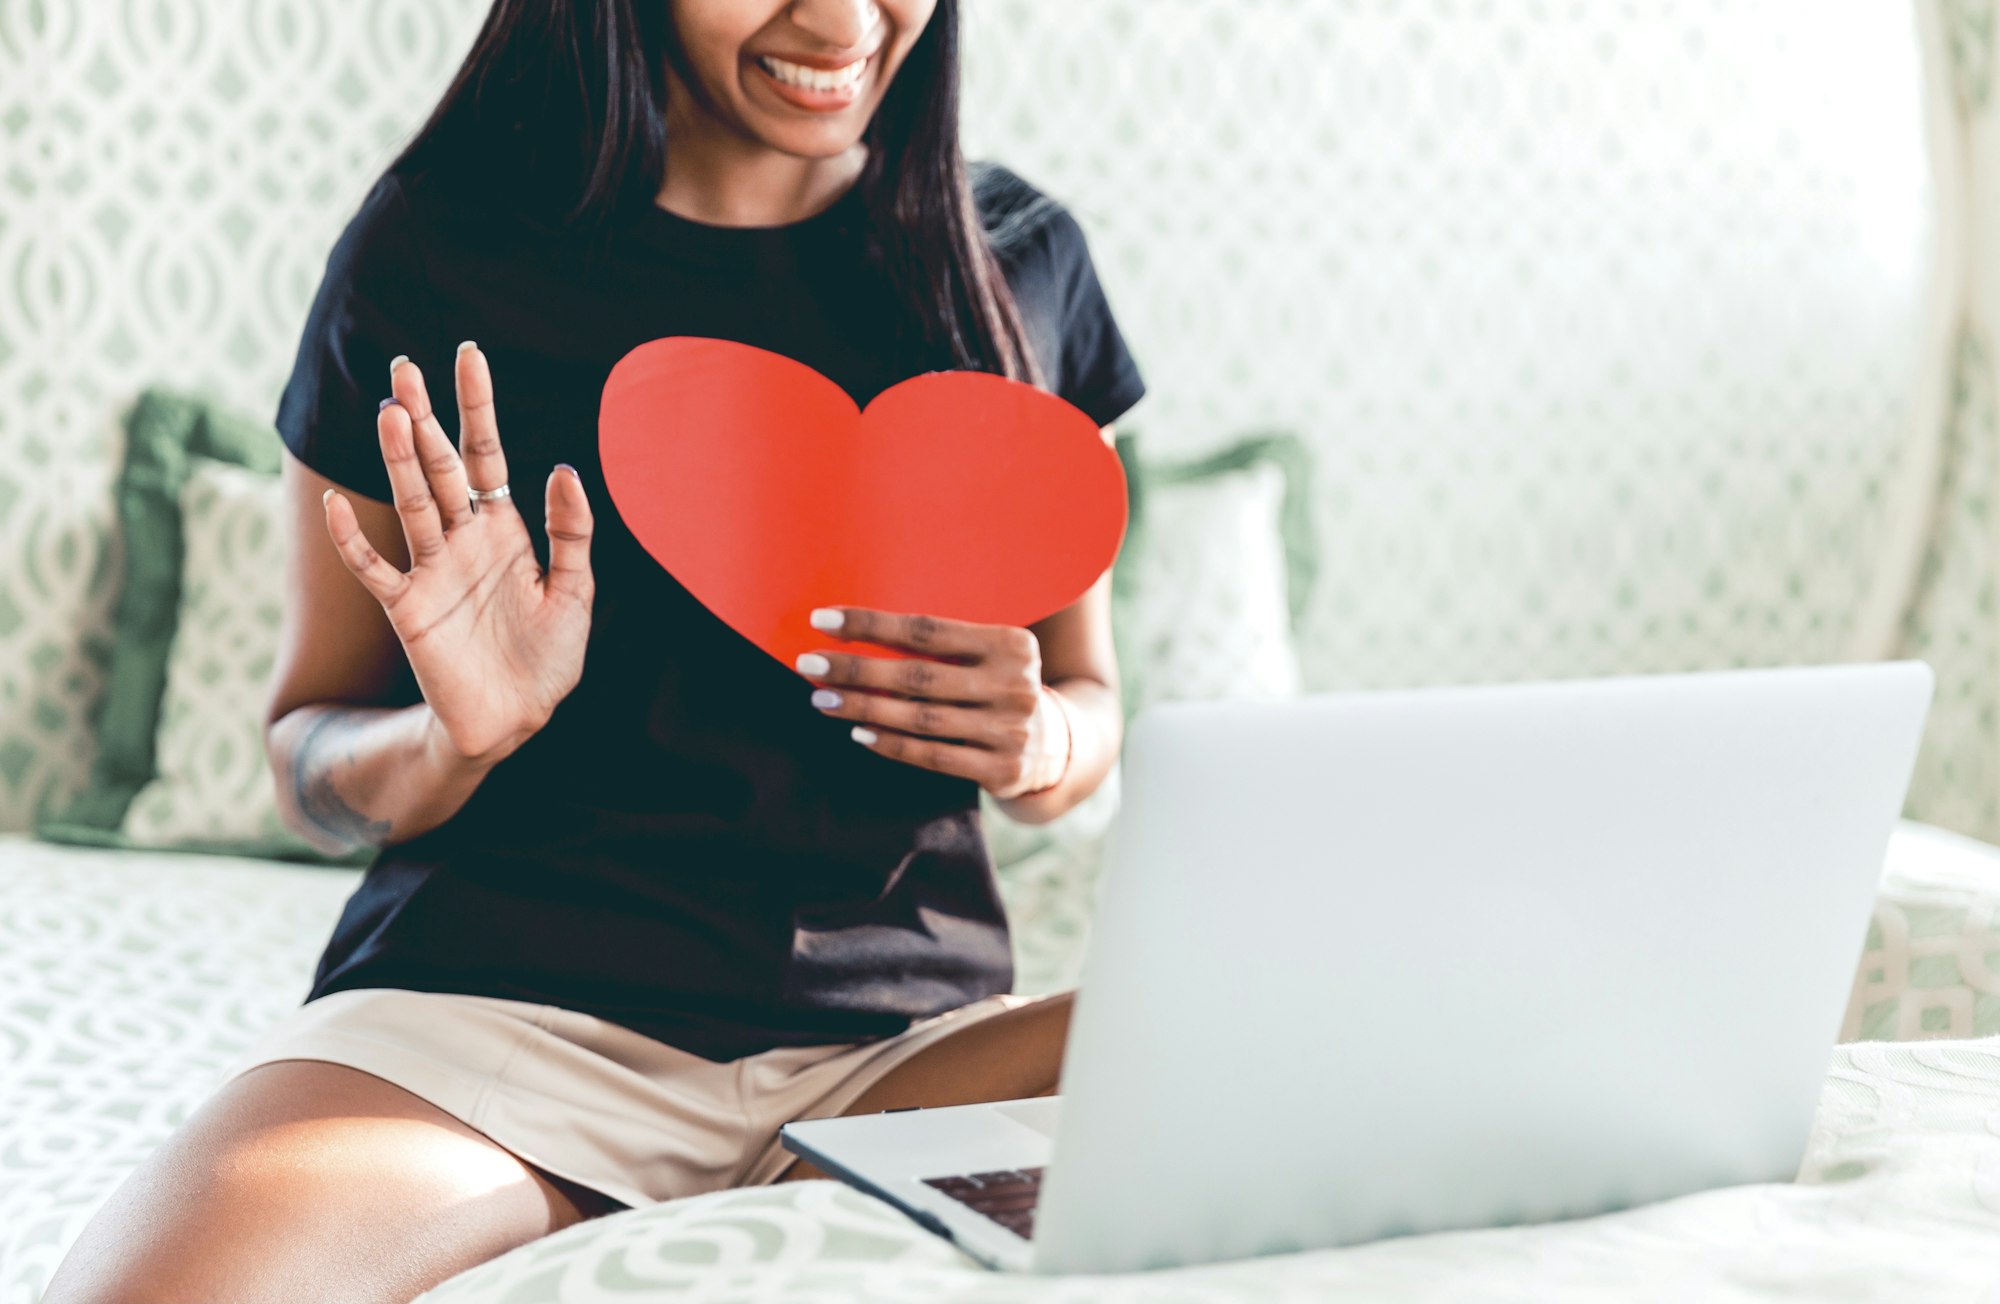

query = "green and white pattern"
[
  {"left": 8, "top": 1, "right": 2000, "bottom": 840},
  {"left": 1901, "top": 0, "right": 2000, "bottom": 840},
  {"left": 0, "top": 0, "right": 493, "bottom": 832}
]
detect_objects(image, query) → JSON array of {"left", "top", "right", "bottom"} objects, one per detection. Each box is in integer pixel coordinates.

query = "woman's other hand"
[
  {"left": 795, "top": 607, "right": 1071, "bottom": 800},
  {"left": 321, "top": 342, "right": 596, "bottom": 767}
]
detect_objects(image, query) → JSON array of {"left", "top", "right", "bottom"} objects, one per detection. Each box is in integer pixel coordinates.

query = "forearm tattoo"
[{"left": 292, "top": 707, "right": 393, "bottom": 850}]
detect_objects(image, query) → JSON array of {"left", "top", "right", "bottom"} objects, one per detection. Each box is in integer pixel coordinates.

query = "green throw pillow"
[{"left": 35, "top": 388, "right": 369, "bottom": 865}]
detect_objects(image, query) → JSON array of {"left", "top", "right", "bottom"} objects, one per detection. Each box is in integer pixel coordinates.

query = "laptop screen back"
[{"left": 1031, "top": 662, "right": 1932, "bottom": 1275}]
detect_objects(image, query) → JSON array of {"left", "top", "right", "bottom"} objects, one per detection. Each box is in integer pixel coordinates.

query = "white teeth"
[{"left": 759, "top": 54, "right": 868, "bottom": 93}]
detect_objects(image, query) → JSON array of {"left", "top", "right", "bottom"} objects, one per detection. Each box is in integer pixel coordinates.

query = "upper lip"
[{"left": 753, "top": 49, "right": 878, "bottom": 72}]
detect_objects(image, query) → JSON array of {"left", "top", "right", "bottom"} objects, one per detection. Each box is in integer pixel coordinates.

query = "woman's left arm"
[
  {"left": 796, "top": 425, "right": 1125, "bottom": 825},
  {"left": 997, "top": 554, "right": 1122, "bottom": 825}
]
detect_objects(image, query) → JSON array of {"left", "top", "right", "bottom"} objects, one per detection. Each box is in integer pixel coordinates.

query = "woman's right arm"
[
  {"left": 264, "top": 344, "right": 596, "bottom": 856},
  {"left": 263, "top": 456, "right": 501, "bottom": 856}
]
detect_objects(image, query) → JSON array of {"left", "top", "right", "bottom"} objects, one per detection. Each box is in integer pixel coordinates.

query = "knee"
[
  {"left": 41, "top": 1156, "right": 546, "bottom": 1304},
  {"left": 39, "top": 1063, "right": 567, "bottom": 1304}
]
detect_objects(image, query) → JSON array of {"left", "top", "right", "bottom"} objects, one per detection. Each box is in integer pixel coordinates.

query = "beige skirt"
[{"left": 216, "top": 985, "right": 1043, "bottom": 1211}]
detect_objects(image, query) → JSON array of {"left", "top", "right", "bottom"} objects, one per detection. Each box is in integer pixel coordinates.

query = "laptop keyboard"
[{"left": 922, "top": 1166, "right": 1044, "bottom": 1239}]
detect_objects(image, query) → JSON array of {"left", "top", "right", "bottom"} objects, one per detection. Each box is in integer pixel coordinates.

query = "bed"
[{"left": 7, "top": 820, "right": 2000, "bottom": 1302}]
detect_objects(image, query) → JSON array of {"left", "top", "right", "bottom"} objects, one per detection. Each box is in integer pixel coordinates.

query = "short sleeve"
[
  {"left": 1041, "top": 205, "right": 1147, "bottom": 430},
  {"left": 274, "top": 171, "right": 440, "bottom": 504},
  {"left": 977, "top": 164, "right": 1147, "bottom": 429}
]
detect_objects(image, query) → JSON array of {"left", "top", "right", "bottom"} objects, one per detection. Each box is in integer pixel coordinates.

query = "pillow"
[
  {"left": 1841, "top": 820, "right": 2000, "bottom": 1042},
  {"left": 36, "top": 389, "right": 368, "bottom": 865},
  {"left": 987, "top": 430, "right": 1317, "bottom": 990},
  {"left": 985, "top": 429, "right": 1316, "bottom": 862},
  {"left": 114, "top": 459, "right": 346, "bottom": 856},
  {"left": 1109, "top": 429, "right": 1317, "bottom": 718}
]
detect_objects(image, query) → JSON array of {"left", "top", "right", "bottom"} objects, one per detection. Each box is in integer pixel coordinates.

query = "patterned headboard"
[{"left": 3, "top": 1, "right": 1989, "bottom": 838}]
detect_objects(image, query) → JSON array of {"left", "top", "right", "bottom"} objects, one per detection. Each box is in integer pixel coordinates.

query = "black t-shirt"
[{"left": 275, "top": 161, "right": 1145, "bottom": 1062}]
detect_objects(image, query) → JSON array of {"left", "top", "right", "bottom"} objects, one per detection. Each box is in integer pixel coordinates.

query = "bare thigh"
[
  {"left": 772, "top": 991, "right": 1074, "bottom": 1183},
  {"left": 41, "top": 1058, "right": 626, "bottom": 1304}
]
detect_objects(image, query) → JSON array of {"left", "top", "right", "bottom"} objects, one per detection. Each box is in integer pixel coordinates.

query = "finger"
[
  {"left": 822, "top": 607, "right": 993, "bottom": 662},
  {"left": 542, "top": 462, "right": 594, "bottom": 607},
  {"left": 378, "top": 398, "right": 447, "bottom": 563},
  {"left": 850, "top": 725, "right": 999, "bottom": 785},
  {"left": 389, "top": 353, "right": 474, "bottom": 532},
  {"left": 453, "top": 340, "right": 512, "bottom": 509},
  {"left": 322, "top": 487, "right": 412, "bottom": 609},
  {"left": 797, "top": 647, "right": 986, "bottom": 703},
  {"left": 812, "top": 683, "right": 995, "bottom": 744}
]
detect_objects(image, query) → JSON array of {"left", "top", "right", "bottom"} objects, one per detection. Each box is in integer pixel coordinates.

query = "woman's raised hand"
[{"left": 321, "top": 342, "right": 596, "bottom": 766}]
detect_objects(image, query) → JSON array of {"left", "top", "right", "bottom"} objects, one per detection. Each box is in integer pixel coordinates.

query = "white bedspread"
[
  {"left": 5, "top": 825, "right": 2000, "bottom": 1302},
  {"left": 417, "top": 1038, "right": 2000, "bottom": 1302}
]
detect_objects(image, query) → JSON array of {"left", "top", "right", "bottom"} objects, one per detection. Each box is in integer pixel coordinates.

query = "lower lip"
[{"left": 752, "top": 57, "right": 868, "bottom": 112}]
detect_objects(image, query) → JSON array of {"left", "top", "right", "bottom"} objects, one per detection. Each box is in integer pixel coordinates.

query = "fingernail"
[
  {"left": 809, "top": 607, "right": 844, "bottom": 631},
  {"left": 321, "top": 487, "right": 334, "bottom": 505},
  {"left": 556, "top": 462, "right": 579, "bottom": 480},
  {"left": 796, "top": 652, "right": 830, "bottom": 675},
  {"left": 457, "top": 339, "right": 477, "bottom": 356},
  {"left": 378, "top": 397, "right": 400, "bottom": 411},
  {"left": 389, "top": 354, "right": 409, "bottom": 372},
  {"left": 811, "top": 688, "right": 841, "bottom": 709},
  {"left": 851, "top": 725, "right": 877, "bottom": 745}
]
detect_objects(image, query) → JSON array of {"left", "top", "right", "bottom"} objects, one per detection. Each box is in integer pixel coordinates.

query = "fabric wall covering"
[{"left": 4, "top": 2, "right": 1996, "bottom": 839}]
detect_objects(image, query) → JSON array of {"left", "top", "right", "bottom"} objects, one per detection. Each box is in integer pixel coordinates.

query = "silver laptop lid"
[{"left": 1032, "top": 662, "right": 1933, "bottom": 1275}]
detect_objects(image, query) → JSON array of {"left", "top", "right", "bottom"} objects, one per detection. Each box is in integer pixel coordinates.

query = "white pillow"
[
  {"left": 121, "top": 459, "right": 307, "bottom": 852},
  {"left": 1115, "top": 456, "right": 1303, "bottom": 709},
  {"left": 990, "top": 452, "right": 1306, "bottom": 992}
]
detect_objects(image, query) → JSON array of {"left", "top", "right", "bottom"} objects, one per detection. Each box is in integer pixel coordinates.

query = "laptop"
[{"left": 781, "top": 661, "right": 1934, "bottom": 1275}]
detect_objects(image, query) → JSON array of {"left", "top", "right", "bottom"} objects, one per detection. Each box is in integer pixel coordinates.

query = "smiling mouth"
[{"left": 756, "top": 54, "right": 871, "bottom": 94}]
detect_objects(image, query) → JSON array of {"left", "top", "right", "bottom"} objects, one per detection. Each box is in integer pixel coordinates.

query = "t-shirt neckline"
[{"left": 620, "top": 178, "right": 870, "bottom": 263}]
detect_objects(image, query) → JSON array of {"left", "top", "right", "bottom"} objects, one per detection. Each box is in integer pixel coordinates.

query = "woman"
[{"left": 43, "top": 0, "right": 1141, "bottom": 1301}]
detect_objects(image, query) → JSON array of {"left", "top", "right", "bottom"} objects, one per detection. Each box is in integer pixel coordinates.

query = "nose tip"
[{"left": 790, "top": 0, "right": 882, "bottom": 51}]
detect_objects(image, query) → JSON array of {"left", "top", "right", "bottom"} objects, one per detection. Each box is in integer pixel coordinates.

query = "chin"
[
  {"left": 737, "top": 113, "right": 871, "bottom": 161},
  {"left": 755, "top": 125, "right": 864, "bottom": 158}
]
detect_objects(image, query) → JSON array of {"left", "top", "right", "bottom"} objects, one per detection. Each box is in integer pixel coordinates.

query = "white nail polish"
[
  {"left": 809, "top": 608, "right": 844, "bottom": 631},
  {"left": 851, "top": 725, "right": 877, "bottom": 745},
  {"left": 811, "top": 688, "right": 841, "bottom": 709},
  {"left": 796, "top": 652, "right": 830, "bottom": 675},
  {"left": 457, "top": 339, "right": 477, "bottom": 356},
  {"left": 389, "top": 354, "right": 409, "bottom": 372}
]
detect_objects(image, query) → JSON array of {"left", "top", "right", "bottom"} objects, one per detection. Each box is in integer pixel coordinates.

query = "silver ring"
[{"left": 468, "top": 483, "right": 511, "bottom": 511}]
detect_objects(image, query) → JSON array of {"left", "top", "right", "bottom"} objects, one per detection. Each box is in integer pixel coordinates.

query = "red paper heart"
[{"left": 598, "top": 337, "right": 1128, "bottom": 675}]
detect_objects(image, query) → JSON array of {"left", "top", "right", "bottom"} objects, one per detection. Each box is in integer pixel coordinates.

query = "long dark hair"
[{"left": 384, "top": 0, "right": 1042, "bottom": 385}]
